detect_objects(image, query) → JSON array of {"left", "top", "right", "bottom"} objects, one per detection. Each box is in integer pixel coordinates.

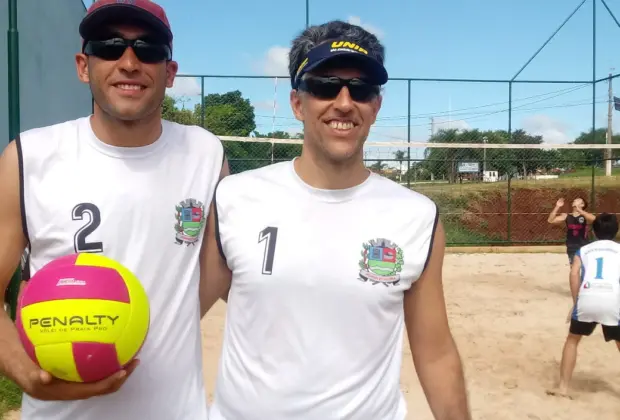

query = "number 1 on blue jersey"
[{"left": 595, "top": 257, "right": 604, "bottom": 280}]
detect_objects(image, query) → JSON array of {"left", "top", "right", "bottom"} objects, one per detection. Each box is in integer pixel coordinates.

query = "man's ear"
[
  {"left": 290, "top": 89, "right": 304, "bottom": 122},
  {"left": 75, "top": 53, "right": 90, "bottom": 84}
]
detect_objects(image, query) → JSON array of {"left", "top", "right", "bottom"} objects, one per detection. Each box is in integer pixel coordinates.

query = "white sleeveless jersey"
[
  {"left": 210, "top": 160, "right": 438, "bottom": 420},
  {"left": 573, "top": 240, "right": 620, "bottom": 326},
  {"left": 17, "top": 116, "right": 224, "bottom": 420}
]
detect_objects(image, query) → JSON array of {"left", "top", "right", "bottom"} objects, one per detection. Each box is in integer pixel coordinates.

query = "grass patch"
[
  {"left": 410, "top": 175, "right": 620, "bottom": 197},
  {"left": 0, "top": 375, "right": 21, "bottom": 417},
  {"left": 560, "top": 167, "right": 620, "bottom": 178},
  {"left": 444, "top": 222, "right": 496, "bottom": 245}
]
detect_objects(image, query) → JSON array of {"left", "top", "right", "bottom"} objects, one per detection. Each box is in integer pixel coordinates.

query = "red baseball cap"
[{"left": 79, "top": 0, "right": 173, "bottom": 47}]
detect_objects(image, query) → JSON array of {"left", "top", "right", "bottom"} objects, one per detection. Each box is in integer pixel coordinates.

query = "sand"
[{"left": 5, "top": 253, "right": 620, "bottom": 419}]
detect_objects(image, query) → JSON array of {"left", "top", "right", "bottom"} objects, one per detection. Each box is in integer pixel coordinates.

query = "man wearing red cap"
[{"left": 0, "top": 1, "right": 226, "bottom": 419}]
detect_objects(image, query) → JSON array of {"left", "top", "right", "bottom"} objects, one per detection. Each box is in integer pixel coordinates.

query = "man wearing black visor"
[
  {"left": 202, "top": 20, "right": 471, "bottom": 420},
  {"left": 0, "top": 1, "right": 226, "bottom": 419}
]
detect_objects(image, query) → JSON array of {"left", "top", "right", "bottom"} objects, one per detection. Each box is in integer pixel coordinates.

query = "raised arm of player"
[
  {"left": 0, "top": 141, "right": 137, "bottom": 401},
  {"left": 199, "top": 160, "right": 232, "bottom": 318},
  {"left": 575, "top": 208, "right": 596, "bottom": 224},
  {"left": 404, "top": 219, "right": 472, "bottom": 420},
  {"left": 547, "top": 198, "right": 567, "bottom": 224}
]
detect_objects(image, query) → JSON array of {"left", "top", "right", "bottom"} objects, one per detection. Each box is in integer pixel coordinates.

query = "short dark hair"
[
  {"left": 288, "top": 20, "right": 385, "bottom": 85},
  {"left": 593, "top": 213, "right": 618, "bottom": 240}
]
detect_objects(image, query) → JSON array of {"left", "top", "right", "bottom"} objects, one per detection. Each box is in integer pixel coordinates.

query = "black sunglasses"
[
  {"left": 298, "top": 76, "right": 380, "bottom": 102},
  {"left": 83, "top": 37, "right": 172, "bottom": 64}
]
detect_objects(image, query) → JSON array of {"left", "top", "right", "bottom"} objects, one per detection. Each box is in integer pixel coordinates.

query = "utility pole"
[
  {"left": 607, "top": 72, "right": 613, "bottom": 177},
  {"left": 430, "top": 117, "right": 435, "bottom": 136},
  {"left": 482, "top": 136, "right": 488, "bottom": 173}
]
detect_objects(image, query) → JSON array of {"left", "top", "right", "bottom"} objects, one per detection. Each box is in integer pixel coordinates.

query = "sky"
[{"left": 88, "top": 0, "right": 620, "bottom": 159}]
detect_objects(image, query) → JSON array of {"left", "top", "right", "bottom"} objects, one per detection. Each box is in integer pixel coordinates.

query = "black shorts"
[
  {"left": 569, "top": 319, "right": 620, "bottom": 342},
  {"left": 567, "top": 250, "right": 577, "bottom": 264}
]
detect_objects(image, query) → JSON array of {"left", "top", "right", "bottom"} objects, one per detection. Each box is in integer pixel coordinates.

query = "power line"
[{"left": 254, "top": 82, "right": 592, "bottom": 123}]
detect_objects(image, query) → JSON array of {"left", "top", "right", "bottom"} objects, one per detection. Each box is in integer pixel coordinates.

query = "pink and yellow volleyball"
[{"left": 16, "top": 253, "right": 150, "bottom": 383}]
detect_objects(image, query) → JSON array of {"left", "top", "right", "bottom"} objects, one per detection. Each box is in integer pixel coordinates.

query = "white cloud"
[
  {"left": 251, "top": 17, "right": 383, "bottom": 77},
  {"left": 252, "top": 100, "right": 279, "bottom": 112},
  {"left": 347, "top": 16, "right": 385, "bottom": 39},
  {"left": 167, "top": 76, "right": 201, "bottom": 98},
  {"left": 254, "top": 46, "right": 290, "bottom": 76},
  {"left": 520, "top": 114, "right": 571, "bottom": 144}
]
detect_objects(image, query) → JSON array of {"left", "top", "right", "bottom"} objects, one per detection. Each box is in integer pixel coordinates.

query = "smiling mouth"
[
  {"left": 114, "top": 83, "right": 146, "bottom": 92},
  {"left": 326, "top": 120, "right": 357, "bottom": 131}
]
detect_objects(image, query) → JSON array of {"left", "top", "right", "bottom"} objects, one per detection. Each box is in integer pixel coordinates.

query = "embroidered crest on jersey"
[
  {"left": 358, "top": 238, "right": 404, "bottom": 286},
  {"left": 174, "top": 198, "right": 206, "bottom": 245}
]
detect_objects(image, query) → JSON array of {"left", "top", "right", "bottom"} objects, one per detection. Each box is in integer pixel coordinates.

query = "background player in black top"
[{"left": 547, "top": 197, "right": 595, "bottom": 264}]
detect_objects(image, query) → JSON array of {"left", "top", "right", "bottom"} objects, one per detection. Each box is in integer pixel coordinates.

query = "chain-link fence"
[{"left": 163, "top": 75, "right": 620, "bottom": 246}]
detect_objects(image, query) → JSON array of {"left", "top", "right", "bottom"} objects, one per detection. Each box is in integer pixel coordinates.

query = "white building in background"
[
  {"left": 483, "top": 170, "right": 499, "bottom": 182},
  {"left": 0, "top": 0, "right": 92, "bottom": 149}
]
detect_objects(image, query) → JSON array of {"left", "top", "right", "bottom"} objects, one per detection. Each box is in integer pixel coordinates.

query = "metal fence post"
[
  {"left": 507, "top": 174, "right": 512, "bottom": 243},
  {"left": 200, "top": 76, "right": 205, "bottom": 127},
  {"left": 508, "top": 82, "right": 512, "bottom": 140},
  {"left": 407, "top": 79, "right": 411, "bottom": 189},
  {"left": 590, "top": 162, "right": 596, "bottom": 214},
  {"left": 6, "top": 0, "right": 21, "bottom": 321}
]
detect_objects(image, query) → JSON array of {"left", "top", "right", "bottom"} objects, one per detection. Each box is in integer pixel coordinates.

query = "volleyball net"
[{"left": 220, "top": 136, "right": 620, "bottom": 246}]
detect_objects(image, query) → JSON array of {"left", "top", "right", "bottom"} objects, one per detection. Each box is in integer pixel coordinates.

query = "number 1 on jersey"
[
  {"left": 595, "top": 257, "right": 604, "bottom": 280},
  {"left": 258, "top": 227, "right": 278, "bottom": 275}
]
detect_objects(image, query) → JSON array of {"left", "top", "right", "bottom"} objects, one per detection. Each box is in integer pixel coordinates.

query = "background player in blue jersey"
[
  {"left": 547, "top": 213, "right": 620, "bottom": 399},
  {"left": 547, "top": 197, "right": 595, "bottom": 265}
]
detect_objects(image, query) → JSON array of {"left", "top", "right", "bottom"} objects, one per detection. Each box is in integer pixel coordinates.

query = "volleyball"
[{"left": 16, "top": 253, "right": 150, "bottom": 383}]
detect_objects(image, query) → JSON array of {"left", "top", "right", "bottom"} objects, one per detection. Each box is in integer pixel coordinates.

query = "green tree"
[
  {"left": 254, "top": 131, "right": 303, "bottom": 162},
  {"left": 162, "top": 95, "right": 197, "bottom": 125},
  {"left": 422, "top": 129, "right": 483, "bottom": 183},
  {"left": 507, "top": 129, "right": 546, "bottom": 177},
  {"left": 369, "top": 160, "right": 387, "bottom": 173},
  {"left": 571, "top": 128, "right": 620, "bottom": 165},
  {"left": 194, "top": 90, "right": 256, "bottom": 136},
  {"left": 420, "top": 128, "right": 554, "bottom": 182},
  {"left": 394, "top": 150, "right": 406, "bottom": 182},
  {"left": 192, "top": 91, "right": 257, "bottom": 173}
]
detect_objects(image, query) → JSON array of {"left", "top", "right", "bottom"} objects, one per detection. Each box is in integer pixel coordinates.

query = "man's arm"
[
  {"left": 404, "top": 218, "right": 471, "bottom": 420},
  {"left": 575, "top": 208, "right": 596, "bottom": 224},
  {"left": 199, "top": 158, "right": 232, "bottom": 318},
  {"left": 569, "top": 254, "right": 582, "bottom": 304},
  {"left": 0, "top": 141, "right": 138, "bottom": 400},
  {"left": 0, "top": 141, "right": 33, "bottom": 388},
  {"left": 548, "top": 199, "right": 567, "bottom": 224}
]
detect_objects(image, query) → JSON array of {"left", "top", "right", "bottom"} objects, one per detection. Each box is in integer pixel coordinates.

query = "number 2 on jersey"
[
  {"left": 258, "top": 226, "right": 278, "bottom": 275},
  {"left": 72, "top": 203, "right": 103, "bottom": 253},
  {"left": 594, "top": 257, "right": 604, "bottom": 280}
]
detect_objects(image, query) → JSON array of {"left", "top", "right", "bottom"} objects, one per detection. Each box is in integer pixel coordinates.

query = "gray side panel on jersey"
[
  {"left": 14, "top": 135, "right": 31, "bottom": 281},
  {"left": 213, "top": 180, "right": 227, "bottom": 262}
]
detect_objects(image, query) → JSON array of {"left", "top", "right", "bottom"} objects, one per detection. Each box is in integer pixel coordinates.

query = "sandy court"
[
  {"left": 5, "top": 253, "right": 620, "bottom": 420},
  {"left": 202, "top": 253, "right": 620, "bottom": 419}
]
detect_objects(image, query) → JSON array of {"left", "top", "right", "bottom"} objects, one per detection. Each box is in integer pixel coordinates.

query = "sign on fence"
[{"left": 458, "top": 162, "right": 479, "bottom": 173}]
